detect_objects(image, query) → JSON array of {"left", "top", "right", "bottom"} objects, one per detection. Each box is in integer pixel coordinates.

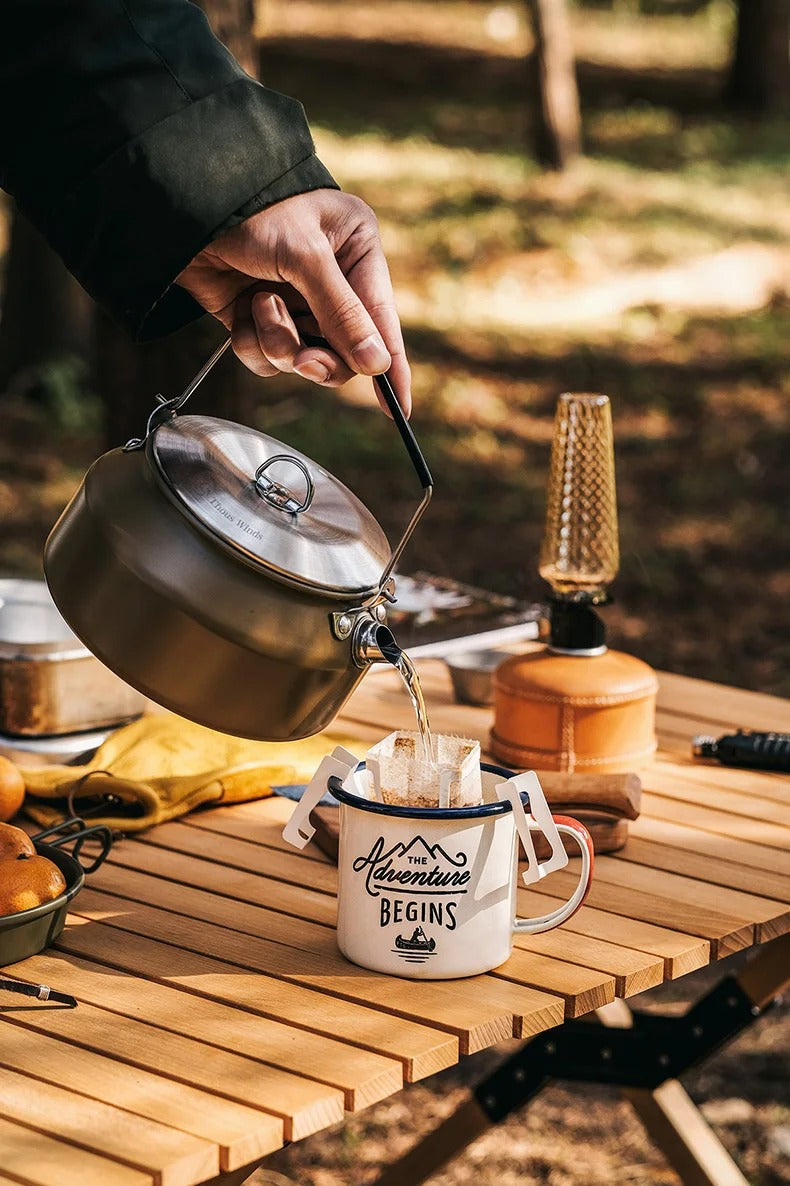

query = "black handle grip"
[
  {"left": 373, "top": 371, "right": 433, "bottom": 490},
  {"left": 302, "top": 332, "right": 432, "bottom": 491},
  {"left": 720, "top": 731, "right": 790, "bottom": 772}
]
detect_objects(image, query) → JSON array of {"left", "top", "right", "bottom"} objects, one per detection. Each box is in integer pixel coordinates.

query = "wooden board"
[
  {"left": 4, "top": 659, "right": 788, "bottom": 1186},
  {"left": 0, "top": 1116, "right": 152, "bottom": 1186},
  {"left": 0, "top": 1022, "right": 283, "bottom": 1172},
  {"left": 0, "top": 956, "right": 342, "bottom": 1143},
  {"left": 70, "top": 866, "right": 459, "bottom": 1083},
  {"left": 61, "top": 896, "right": 564, "bottom": 1054},
  {"left": 0, "top": 1066, "right": 217, "bottom": 1186}
]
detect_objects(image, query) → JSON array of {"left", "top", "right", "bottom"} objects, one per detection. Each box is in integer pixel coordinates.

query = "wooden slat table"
[{"left": 1, "top": 659, "right": 788, "bottom": 1186}]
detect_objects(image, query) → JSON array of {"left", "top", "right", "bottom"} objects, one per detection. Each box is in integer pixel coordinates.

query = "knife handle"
[{"left": 694, "top": 731, "right": 790, "bottom": 772}]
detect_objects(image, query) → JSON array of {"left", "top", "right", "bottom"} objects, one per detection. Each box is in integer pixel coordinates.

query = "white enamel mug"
[{"left": 284, "top": 747, "right": 594, "bottom": 979}]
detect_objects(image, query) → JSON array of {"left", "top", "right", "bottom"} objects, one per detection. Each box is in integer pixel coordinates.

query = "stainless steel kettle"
[{"left": 44, "top": 340, "right": 432, "bottom": 741}]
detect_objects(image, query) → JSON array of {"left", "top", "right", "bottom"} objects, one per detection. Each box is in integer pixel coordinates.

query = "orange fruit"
[
  {"left": 0, "top": 756, "right": 25, "bottom": 822},
  {"left": 0, "top": 821, "right": 35, "bottom": 860},
  {"left": 0, "top": 853, "right": 67, "bottom": 917}
]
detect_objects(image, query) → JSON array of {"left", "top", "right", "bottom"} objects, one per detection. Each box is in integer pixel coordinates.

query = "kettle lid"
[{"left": 149, "top": 415, "right": 390, "bottom": 596}]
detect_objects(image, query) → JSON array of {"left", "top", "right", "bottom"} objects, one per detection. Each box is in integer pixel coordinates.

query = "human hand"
[{"left": 176, "top": 189, "right": 411, "bottom": 415}]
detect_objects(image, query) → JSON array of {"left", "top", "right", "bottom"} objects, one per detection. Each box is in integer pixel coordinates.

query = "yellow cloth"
[{"left": 22, "top": 714, "right": 361, "bottom": 833}]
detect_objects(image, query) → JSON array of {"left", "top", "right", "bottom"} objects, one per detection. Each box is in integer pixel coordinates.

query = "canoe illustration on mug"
[{"left": 395, "top": 927, "right": 436, "bottom": 952}]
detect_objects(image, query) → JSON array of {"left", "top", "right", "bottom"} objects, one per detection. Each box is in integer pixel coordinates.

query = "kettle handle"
[
  {"left": 303, "top": 333, "right": 433, "bottom": 592},
  {"left": 373, "top": 369, "right": 433, "bottom": 590},
  {"left": 145, "top": 333, "right": 433, "bottom": 594}
]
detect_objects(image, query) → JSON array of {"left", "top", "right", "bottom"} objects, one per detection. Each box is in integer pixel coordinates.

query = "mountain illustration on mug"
[{"left": 352, "top": 834, "right": 470, "bottom": 898}]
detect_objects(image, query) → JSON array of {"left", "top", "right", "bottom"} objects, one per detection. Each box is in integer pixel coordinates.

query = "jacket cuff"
[{"left": 48, "top": 77, "right": 338, "bottom": 340}]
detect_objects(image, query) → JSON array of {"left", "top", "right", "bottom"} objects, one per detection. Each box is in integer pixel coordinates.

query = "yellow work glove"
[{"left": 22, "top": 714, "right": 361, "bottom": 833}]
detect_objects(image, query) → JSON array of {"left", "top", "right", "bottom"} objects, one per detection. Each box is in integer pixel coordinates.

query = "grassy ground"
[{"left": 0, "top": 4, "right": 788, "bottom": 1185}]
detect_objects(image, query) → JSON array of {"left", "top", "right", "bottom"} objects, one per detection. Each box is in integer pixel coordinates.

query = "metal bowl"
[
  {"left": 0, "top": 822, "right": 112, "bottom": 968},
  {"left": 444, "top": 649, "right": 511, "bottom": 706},
  {"left": 0, "top": 578, "right": 146, "bottom": 736}
]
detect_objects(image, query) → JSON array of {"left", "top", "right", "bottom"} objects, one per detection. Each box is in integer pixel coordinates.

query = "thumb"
[{"left": 291, "top": 245, "right": 392, "bottom": 376}]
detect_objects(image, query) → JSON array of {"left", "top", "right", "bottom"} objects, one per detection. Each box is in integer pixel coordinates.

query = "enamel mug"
[{"left": 284, "top": 747, "right": 594, "bottom": 979}]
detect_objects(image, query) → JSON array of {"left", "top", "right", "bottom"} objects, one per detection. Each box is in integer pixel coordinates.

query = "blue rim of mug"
[{"left": 326, "top": 761, "right": 530, "bottom": 820}]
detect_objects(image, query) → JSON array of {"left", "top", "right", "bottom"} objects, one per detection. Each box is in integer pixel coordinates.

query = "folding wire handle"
[{"left": 31, "top": 816, "right": 113, "bottom": 874}]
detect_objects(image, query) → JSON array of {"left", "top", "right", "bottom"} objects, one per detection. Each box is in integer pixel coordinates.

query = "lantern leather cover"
[{"left": 490, "top": 647, "right": 658, "bottom": 773}]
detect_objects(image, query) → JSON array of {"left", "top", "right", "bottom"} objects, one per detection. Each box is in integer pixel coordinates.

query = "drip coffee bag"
[{"left": 366, "top": 730, "right": 482, "bottom": 808}]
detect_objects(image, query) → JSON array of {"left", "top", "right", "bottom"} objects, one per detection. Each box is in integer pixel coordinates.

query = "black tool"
[
  {"left": 693, "top": 730, "right": 790, "bottom": 773},
  {"left": 0, "top": 977, "right": 77, "bottom": 1007}
]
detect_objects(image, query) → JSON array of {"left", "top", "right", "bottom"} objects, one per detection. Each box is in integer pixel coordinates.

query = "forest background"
[{"left": 1, "top": 0, "right": 788, "bottom": 697}]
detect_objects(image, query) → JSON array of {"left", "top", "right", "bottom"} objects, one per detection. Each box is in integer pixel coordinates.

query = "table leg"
[
  {"left": 612, "top": 932, "right": 790, "bottom": 1186},
  {"left": 371, "top": 1096, "right": 508, "bottom": 1186},
  {"left": 598, "top": 998, "right": 750, "bottom": 1186},
  {"left": 369, "top": 934, "right": 789, "bottom": 1186},
  {"left": 623, "top": 1081, "right": 750, "bottom": 1186}
]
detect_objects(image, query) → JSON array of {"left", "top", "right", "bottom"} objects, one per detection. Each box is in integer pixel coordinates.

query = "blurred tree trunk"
[
  {"left": 0, "top": 205, "right": 92, "bottom": 394},
  {"left": 94, "top": 0, "right": 258, "bottom": 446},
  {"left": 525, "top": 0, "right": 581, "bottom": 170},
  {"left": 203, "top": 0, "right": 257, "bottom": 75},
  {"left": 725, "top": 0, "right": 790, "bottom": 115}
]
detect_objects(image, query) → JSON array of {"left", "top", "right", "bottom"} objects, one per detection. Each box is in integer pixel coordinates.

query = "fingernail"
[
  {"left": 253, "top": 293, "right": 279, "bottom": 317},
  {"left": 295, "top": 360, "right": 330, "bottom": 383},
  {"left": 351, "top": 334, "right": 390, "bottom": 373}
]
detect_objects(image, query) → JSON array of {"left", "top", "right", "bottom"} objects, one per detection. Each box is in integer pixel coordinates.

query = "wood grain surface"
[{"left": 3, "top": 659, "right": 788, "bottom": 1186}]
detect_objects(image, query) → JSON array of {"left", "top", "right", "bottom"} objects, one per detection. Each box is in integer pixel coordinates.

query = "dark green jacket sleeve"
[{"left": 0, "top": 0, "right": 338, "bottom": 339}]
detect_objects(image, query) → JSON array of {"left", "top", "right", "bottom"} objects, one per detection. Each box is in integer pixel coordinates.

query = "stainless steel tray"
[{"left": 0, "top": 579, "right": 146, "bottom": 736}]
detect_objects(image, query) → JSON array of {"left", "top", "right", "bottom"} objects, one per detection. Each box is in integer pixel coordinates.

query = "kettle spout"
[{"left": 352, "top": 620, "right": 402, "bottom": 669}]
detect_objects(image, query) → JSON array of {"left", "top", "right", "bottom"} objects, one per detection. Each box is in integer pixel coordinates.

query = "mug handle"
[
  {"left": 496, "top": 773, "right": 594, "bottom": 936},
  {"left": 513, "top": 817, "right": 593, "bottom": 934},
  {"left": 282, "top": 746, "right": 360, "bottom": 850}
]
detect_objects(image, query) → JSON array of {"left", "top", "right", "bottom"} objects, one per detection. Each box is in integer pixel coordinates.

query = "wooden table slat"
[
  {"left": 642, "top": 770, "right": 790, "bottom": 831},
  {"left": 489, "top": 947, "right": 615, "bottom": 1017},
  {"left": 570, "top": 854, "right": 790, "bottom": 934},
  {"left": 63, "top": 893, "right": 563, "bottom": 1057},
  {"left": 526, "top": 867, "right": 756, "bottom": 957},
  {"left": 642, "top": 792, "right": 790, "bottom": 853},
  {"left": 3, "top": 657, "right": 788, "bottom": 1186},
  {"left": 0, "top": 1066, "right": 218, "bottom": 1186},
  {"left": 108, "top": 838, "right": 338, "bottom": 926},
  {"left": 655, "top": 671, "right": 790, "bottom": 733},
  {"left": 0, "top": 960, "right": 342, "bottom": 1143},
  {"left": 629, "top": 813, "right": 790, "bottom": 880},
  {"left": 512, "top": 927, "right": 664, "bottom": 997},
  {"left": 0, "top": 1021, "right": 284, "bottom": 1173},
  {"left": 72, "top": 868, "right": 458, "bottom": 1083},
  {"left": 140, "top": 823, "right": 339, "bottom": 897},
  {"left": 517, "top": 887, "right": 711, "bottom": 977},
  {"left": 183, "top": 796, "right": 332, "bottom": 863},
  {"left": 653, "top": 753, "right": 790, "bottom": 804},
  {"left": 0, "top": 1116, "right": 153, "bottom": 1186},
  {"left": 614, "top": 835, "right": 790, "bottom": 904}
]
